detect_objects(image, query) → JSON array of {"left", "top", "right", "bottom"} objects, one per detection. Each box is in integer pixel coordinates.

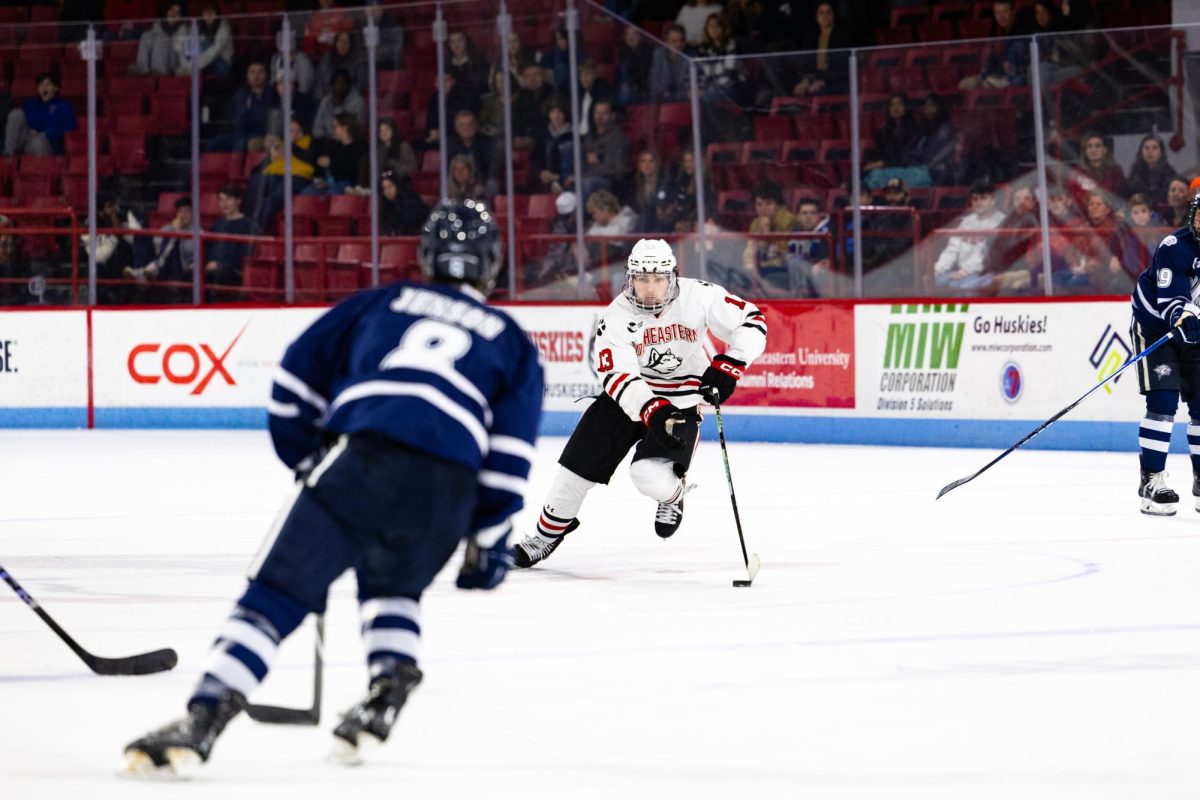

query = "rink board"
[{"left": 0, "top": 298, "right": 1169, "bottom": 451}]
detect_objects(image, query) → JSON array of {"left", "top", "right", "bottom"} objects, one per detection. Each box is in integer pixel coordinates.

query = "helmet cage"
[
  {"left": 624, "top": 241, "right": 678, "bottom": 313},
  {"left": 1189, "top": 193, "right": 1200, "bottom": 243}
]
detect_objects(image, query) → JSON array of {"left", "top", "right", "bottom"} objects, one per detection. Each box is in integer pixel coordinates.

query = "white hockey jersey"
[{"left": 594, "top": 277, "right": 768, "bottom": 420}]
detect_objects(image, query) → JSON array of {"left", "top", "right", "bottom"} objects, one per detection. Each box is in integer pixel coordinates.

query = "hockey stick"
[
  {"left": 712, "top": 404, "right": 761, "bottom": 587},
  {"left": 245, "top": 614, "right": 324, "bottom": 725},
  {"left": 937, "top": 328, "right": 1176, "bottom": 499},
  {"left": 0, "top": 561, "right": 177, "bottom": 675}
]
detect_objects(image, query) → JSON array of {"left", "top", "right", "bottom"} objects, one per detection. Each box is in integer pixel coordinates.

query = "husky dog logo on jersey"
[{"left": 646, "top": 348, "right": 684, "bottom": 374}]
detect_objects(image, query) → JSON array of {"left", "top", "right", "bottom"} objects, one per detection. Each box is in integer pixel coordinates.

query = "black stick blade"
[
  {"left": 85, "top": 647, "right": 178, "bottom": 676},
  {"left": 937, "top": 475, "right": 974, "bottom": 500},
  {"left": 245, "top": 704, "right": 320, "bottom": 725}
]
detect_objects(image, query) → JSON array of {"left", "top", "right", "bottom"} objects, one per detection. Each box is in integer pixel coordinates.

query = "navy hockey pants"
[{"left": 250, "top": 433, "right": 477, "bottom": 612}]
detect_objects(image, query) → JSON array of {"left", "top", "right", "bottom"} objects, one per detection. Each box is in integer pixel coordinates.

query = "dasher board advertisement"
[{"left": 0, "top": 310, "right": 87, "bottom": 427}]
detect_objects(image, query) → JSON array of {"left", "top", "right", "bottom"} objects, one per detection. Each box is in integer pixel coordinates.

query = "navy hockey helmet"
[
  {"left": 1189, "top": 192, "right": 1200, "bottom": 243},
  {"left": 418, "top": 199, "right": 503, "bottom": 294}
]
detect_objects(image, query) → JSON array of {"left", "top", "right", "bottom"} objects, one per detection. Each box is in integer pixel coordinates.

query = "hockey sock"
[
  {"left": 1139, "top": 412, "right": 1173, "bottom": 473},
  {"left": 359, "top": 596, "right": 421, "bottom": 676},
  {"left": 535, "top": 468, "right": 594, "bottom": 539},
  {"left": 191, "top": 581, "right": 308, "bottom": 706},
  {"left": 1189, "top": 419, "right": 1200, "bottom": 475}
]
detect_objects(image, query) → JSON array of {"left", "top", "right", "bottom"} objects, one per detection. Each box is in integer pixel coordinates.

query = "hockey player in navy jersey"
[
  {"left": 1130, "top": 193, "right": 1200, "bottom": 515},
  {"left": 123, "top": 200, "right": 544, "bottom": 773},
  {"left": 513, "top": 238, "right": 767, "bottom": 567}
]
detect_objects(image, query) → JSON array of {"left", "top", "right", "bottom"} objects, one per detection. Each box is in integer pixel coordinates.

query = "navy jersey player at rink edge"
[
  {"left": 514, "top": 238, "right": 768, "bottom": 568},
  {"left": 1130, "top": 193, "right": 1200, "bottom": 515},
  {"left": 123, "top": 200, "right": 544, "bottom": 774}
]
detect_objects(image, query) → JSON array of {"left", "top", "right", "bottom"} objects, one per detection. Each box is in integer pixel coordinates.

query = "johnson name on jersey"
[
  {"left": 268, "top": 281, "right": 544, "bottom": 534},
  {"left": 594, "top": 277, "right": 768, "bottom": 421},
  {"left": 1132, "top": 226, "right": 1200, "bottom": 336}
]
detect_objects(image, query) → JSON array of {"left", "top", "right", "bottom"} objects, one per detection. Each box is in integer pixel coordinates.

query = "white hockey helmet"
[{"left": 625, "top": 238, "right": 678, "bottom": 313}]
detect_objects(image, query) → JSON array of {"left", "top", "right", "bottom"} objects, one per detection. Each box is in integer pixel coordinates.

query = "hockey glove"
[
  {"left": 293, "top": 432, "right": 340, "bottom": 484},
  {"left": 1170, "top": 303, "right": 1200, "bottom": 344},
  {"left": 642, "top": 398, "right": 686, "bottom": 450},
  {"left": 456, "top": 524, "right": 513, "bottom": 590},
  {"left": 698, "top": 354, "right": 746, "bottom": 406}
]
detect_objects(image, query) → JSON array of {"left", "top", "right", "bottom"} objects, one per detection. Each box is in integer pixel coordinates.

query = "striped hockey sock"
[
  {"left": 191, "top": 582, "right": 308, "bottom": 705},
  {"left": 1189, "top": 420, "right": 1200, "bottom": 476},
  {"left": 359, "top": 597, "right": 421, "bottom": 675},
  {"left": 1139, "top": 413, "right": 1173, "bottom": 473},
  {"left": 535, "top": 507, "right": 576, "bottom": 541}
]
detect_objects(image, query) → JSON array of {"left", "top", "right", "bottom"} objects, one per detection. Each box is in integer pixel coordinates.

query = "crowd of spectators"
[{"left": 0, "top": 0, "right": 1182, "bottom": 304}]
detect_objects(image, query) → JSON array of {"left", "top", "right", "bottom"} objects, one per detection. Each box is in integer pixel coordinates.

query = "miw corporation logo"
[
  {"left": 126, "top": 324, "right": 248, "bottom": 395},
  {"left": 883, "top": 304, "right": 968, "bottom": 370}
]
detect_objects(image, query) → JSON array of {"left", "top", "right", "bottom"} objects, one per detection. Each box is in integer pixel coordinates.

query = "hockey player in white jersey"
[{"left": 514, "top": 238, "right": 767, "bottom": 567}]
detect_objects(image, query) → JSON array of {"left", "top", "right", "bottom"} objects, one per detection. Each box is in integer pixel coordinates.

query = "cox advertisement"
[
  {"left": 855, "top": 301, "right": 1144, "bottom": 422},
  {"left": 91, "top": 308, "right": 321, "bottom": 425},
  {"left": 0, "top": 310, "right": 88, "bottom": 426}
]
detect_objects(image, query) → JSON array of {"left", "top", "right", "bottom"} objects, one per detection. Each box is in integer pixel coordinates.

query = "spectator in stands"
[
  {"left": 586, "top": 189, "right": 638, "bottom": 295},
  {"left": 791, "top": 196, "right": 833, "bottom": 297},
  {"left": 308, "top": 113, "right": 368, "bottom": 195},
  {"left": 695, "top": 14, "right": 747, "bottom": 104},
  {"left": 83, "top": 194, "right": 147, "bottom": 305},
  {"left": 986, "top": 185, "right": 1041, "bottom": 293},
  {"left": 360, "top": 2, "right": 405, "bottom": 70},
  {"left": 271, "top": 71, "right": 316, "bottom": 138},
  {"left": 127, "top": 196, "right": 195, "bottom": 302},
  {"left": 421, "top": 71, "right": 483, "bottom": 149},
  {"left": 1069, "top": 132, "right": 1125, "bottom": 201},
  {"left": 216, "top": 61, "right": 278, "bottom": 153},
  {"left": 514, "top": 61, "right": 556, "bottom": 147},
  {"left": 1127, "top": 192, "right": 1165, "bottom": 262},
  {"left": 795, "top": 2, "right": 851, "bottom": 96},
  {"left": 269, "top": 47, "right": 317, "bottom": 100},
  {"left": 629, "top": 150, "right": 672, "bottom": 231},
  {"left": 378, "top": 170, "right": 428, "bottom": 236},
  {"left": 1046, "top": 184, "right": 1084, "bottom": 228},
  {"left": 959, "top": 0, "right": 1030, "bottom": 89},
  {"left": 1125, "top": 134, "right": 1177, "bottom": 207},
  {"left": 642, "top": 184, "right": 687, "bottom": 235},
  {"left": 672, "top": 148, "right": 717, "bottom": 217},
  {"left": 580, "top": 100, "right": 629, "bottom": 198},
  {"left": 502, "top": 33, "right": 541, "bottom": 91},
  {"left": 203, "top": 184, "right": 257, "bottom": 296},
  {"left": 245, "top": 134, "right": 315, "bottom": 231},
  {"left": 4, "top": 73, "right": 76, "bottom": 156},
  {"left": 540, "top": 27, "right": 573, "bottom": 92},
  {"left": 1030, "top": 0, "right": 1086, "bottom": 87},
  {"left": 177, "top": 4, "right": 233, "bottom": 78},
  {"left": 479, "top": 67, "right": 514, "bottom": 138},
  {"left": 647, "top": 24, "right": 690, "bottom": 103},
  {"left": 864, "top": 93, "right": 920, "bottom": 186},
  {"left": 742, "top": 180, "right": 801, "bottom": 296},
  {"left": 312, "top": 69, "right": 366, "bottom": 141},
  {"left": 933, "top": 179, "right": 1005, "bottom": 292},
  {"left": 616, "top": 25, "right": 653, "bottom": 107},
  {"left": 133, "top": 2, "right": 185, "bottom": 76},
  {"left": 903, "top": 94, "right": 959, "bottom": 186},
  {"left": 531, "top": 95, "right": 573, "bottom": 195},
  {"left": 575, "top": 60, "right": 614, "bottom": 137},
  {"left": 1067, "top": 191, "right": 1137, "bottom": 293},
  {"left": 446, "top": 155, "right": 487, "bottom": 204},
  {"left": 1162, "top": 176, "right": 1191, "bottom": 228},
  {"left": 378, "top": 118, "right": 416, "bottom": 179},
  {"left": 445, "top": 110, "right": 495, "bottom": 187},
  {"left": 315, "top": 30, "right": 368, "bottom": 101},
  {"left": 527, "top": 190, "right": 579, "bottom": 290},
  {"left": 676, "top": 0, "right": 725, "bottom": 46},
  {"left": 446, "top": 31, "right": 490, "bottom": 96},
  {"left": 303, "top": 0, "right": 354, "bottom": 55}
]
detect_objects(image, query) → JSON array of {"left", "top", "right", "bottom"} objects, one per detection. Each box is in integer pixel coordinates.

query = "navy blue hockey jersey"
[
  {"left": 268, "top": 281, "right": 544, "bottom": 535},
  {"left": 1131, "top": 226, "right": 1200, "bottom": 337}
]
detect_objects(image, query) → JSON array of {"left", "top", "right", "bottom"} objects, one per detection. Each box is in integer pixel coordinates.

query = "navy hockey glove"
[
  {"left": 1170, "top": 303, "right": 1200, "bottom": 344},
  {"left": 642, "top": 398, "right": 686, "bottom": 450},
  {"left": 698, "top": 354, "right": 746, "bottom": 406},
  {"left": 456, "top": 524, "right": 513, "bottom": 590}
]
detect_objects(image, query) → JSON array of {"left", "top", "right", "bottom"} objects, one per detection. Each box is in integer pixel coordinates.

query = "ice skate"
[
  {"left": 513, "top": 519, "right": 579, "bottom": 568},
  {"left": 1192, "top": 472, "right": 1200, "bottom": 513},
  {"left": 123, "top": 689, "right": 246, "bottom": 776},
  {"left": 1139, "top": 470, "right": 1178, "bottom": 516},
  {"left": 330, "top": 662, "right": 423, "bottom": 765},
  {"left": 654, "top": 484, "right": 695, "bottom": 539}
]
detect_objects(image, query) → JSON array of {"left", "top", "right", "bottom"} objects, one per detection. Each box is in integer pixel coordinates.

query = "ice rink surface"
[{"left": 1, "top": 429, "right": 1199, "bottom": 799}]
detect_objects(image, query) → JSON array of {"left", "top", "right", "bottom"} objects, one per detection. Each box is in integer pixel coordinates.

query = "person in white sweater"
[{"left": 934, "top": 179, "right": 1006, "bottom": 292}]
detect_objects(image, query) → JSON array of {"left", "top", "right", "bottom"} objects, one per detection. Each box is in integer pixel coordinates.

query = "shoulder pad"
[{"left": 1162, "top": 234, "right": 1178, "bottom": 248}]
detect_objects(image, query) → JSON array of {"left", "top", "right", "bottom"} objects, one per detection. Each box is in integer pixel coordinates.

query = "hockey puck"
[{"left": 732, "top": 580, "right": 752, "bottom": 587}]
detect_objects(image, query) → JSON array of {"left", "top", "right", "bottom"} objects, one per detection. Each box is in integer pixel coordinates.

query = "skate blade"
[
  {"left": 328, "top": 731, "right": 385, "bottom": 766},
  {"left": 120, "top": 748, "right": 196, "bottom": 781},
  {"left": 1140, "top": 500, "right": 1177, "bottom": 516}
]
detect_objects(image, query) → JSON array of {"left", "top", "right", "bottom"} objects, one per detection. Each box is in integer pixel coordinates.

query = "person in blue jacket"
[
  {"left": 123, "top": 199, "right": 545, "bottom": 773},
  {"left": 1129, "top": 193, "right": 1200, "bottom": 515}
]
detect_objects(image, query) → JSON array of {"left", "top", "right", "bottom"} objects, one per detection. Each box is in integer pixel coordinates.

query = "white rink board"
[
  {"left": 91, "top": 307, "right": 323, "bottom": 407},
  {"left": 856, "top": 301, "right": 1144, "bottom": 422},
  {"left": 0, "top": 310, "right": 87, "bottom": 407}
]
